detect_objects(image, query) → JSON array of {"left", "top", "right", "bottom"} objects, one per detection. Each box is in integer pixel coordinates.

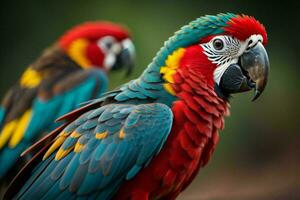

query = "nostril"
[
  {"left": 248, "top": 39, "right": 253, "bottom": 46},
  {"left": 246, "top": 40, "right": 258, "bottom": 51},
  {"left": 246, "top": 40, "right": 253, "bottom": 51}
]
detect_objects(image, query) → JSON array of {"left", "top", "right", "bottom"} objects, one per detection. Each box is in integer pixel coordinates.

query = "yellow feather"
[
  {"left": 160, "top": 66, "right": 168, "bottom": 74},
  {"left": 160, "top": 48, "right": 186, "bottom": 96},
  {"left": 55, "top": 146, "right": 73, "bottom": 161},
  {"left": 20, "top": 68, "right": 42, "bottom": 88},
  {"left": 9, "top": 109, "right": 32, "bottom": 148},
  {"left": 0, "top": 120, "right": 18, "bottom": 149},
  {"left": 119, "top": 129, "right": 125, "bottom": 139},
  {"left": 165, "top": 48, "right": 185, "bottom": 67},
  {"left": 163, "top": 70, "right": 176, "bottom": 84},
  {"left": 43, "top": 136, "right": 66, "bottom": 160},
  {"left": 67, "top": 39, "right": 91, "bottom": 68},
  {"left": 74, "top": 142, "right": 85, "bottom": 153},
  {"left": 95, "top": 131, "right": 108, "bottom": 140},
  {"left": 59, "top": 131, "right": 70, "bottom": 137},
  {"left": 163, "top": 83, "right": 176, "bottom": 96},
  {"left": 70, "top": 131, "right": 81, "bottom": 138}
]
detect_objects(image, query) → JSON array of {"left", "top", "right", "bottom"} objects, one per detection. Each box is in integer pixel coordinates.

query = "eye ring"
[
  {"left": 97, "top": 36, "right": 117, "bottom": 53},
  {"left": 212, "top": 38, "right": 224, "bottom": 50}
]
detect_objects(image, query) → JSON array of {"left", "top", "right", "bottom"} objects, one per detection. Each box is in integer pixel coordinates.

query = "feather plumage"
[
  {"left": 10, "top": 103, "right": 172, "bottom": 199},
  {"left": 5, "top": 13, "right": 268, "bottom": 200}
]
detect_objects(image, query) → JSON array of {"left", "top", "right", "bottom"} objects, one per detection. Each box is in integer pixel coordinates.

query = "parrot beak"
[
  {"left": 219, "top": 42, "right": 270, "bottom": 101},
  {"left": 112, "top": 39, "right": 135, "bottom": 76}
]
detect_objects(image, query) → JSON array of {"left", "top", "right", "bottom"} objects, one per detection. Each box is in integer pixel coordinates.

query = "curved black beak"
[
  {"left": 112, "top": 39, "right": 135, "bottom": 76},
  {"left": 219, "top": 42, "right": 270, "bottom": 101}
]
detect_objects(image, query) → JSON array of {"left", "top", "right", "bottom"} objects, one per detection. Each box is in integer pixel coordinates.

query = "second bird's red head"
[{"left": 58, "top": 21, "right": 135, "bottom": 73}]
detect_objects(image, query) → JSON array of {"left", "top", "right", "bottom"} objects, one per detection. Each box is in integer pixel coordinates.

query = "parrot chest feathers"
[{"left": 159, "top": 68, "right": 229, "bottom": 193}]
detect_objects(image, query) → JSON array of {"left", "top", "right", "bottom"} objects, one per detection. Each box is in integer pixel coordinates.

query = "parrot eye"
[
  {"left": 105, "top": 41, "right": 113, "bottom": 49},
  {"left": 97, "top": 36, "right": 117, "bottom": 52},
  {"left": 212, "top": 39, "right": 224, "bottom": 50}
]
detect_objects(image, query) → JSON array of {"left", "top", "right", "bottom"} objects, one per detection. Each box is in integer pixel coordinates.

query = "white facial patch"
[
  {"left": 200, "top": 34, "right": 263, "bottom": 85},
  {"left": 103, "top": 53, "right": 116, "bottom": 70},
  {"left": 97, "top": 36, "right": 122, "bottom": 70}
]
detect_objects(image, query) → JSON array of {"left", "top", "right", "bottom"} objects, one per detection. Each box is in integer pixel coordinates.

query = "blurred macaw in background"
[
  {"left": 0, "top": 21, "right": 135, "bottom": 185},
  {"left": 5, "top": 13, "right": 269, "bottom": 200}
]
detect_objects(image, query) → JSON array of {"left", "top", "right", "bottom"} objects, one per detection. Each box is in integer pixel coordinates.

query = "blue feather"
[
  {"left": 60, "top": 153, "right": 80, "bottom": 190},
  {"left": 98, "top": 108, "right": 114, "bottom": 122},
  {"left": 21, "top": 157, "right": 58, "bottom": 199},
  {"left": 17, "top": 103, "right": 173, "bottom": 199},
  {"left": 126, "top": 165, "right": 141, "bottom": 180},
  {"left": 95, "top": 179, "right": 122, "bottom": 200},
  {"left": 0, "top": 143, "right": 27, "bottom": 178},
  {"left": 51, "top": 153, "right": 73, "bottom": 180},
  {"left": 0, "top": 107, "right": 5, "bottom": 126},
  {"left": 40, "top": 181, "right": 61, "bottom": 200},
  {"left": 61, "top": 137, "right": 77, "bottom": 150},
  {"left": 16, "top": 154, "right": 54, "bottom": 199},
  {"left": 69, "top": 163, "right": 88, "bottom": 192},
  {"left": 77, "top": 171, "right": 104, "bottom": 195}
]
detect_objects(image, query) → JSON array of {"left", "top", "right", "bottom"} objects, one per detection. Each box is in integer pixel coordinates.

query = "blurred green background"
[{"left": 0, "top": 0, "right": 299, "bottom": 199}]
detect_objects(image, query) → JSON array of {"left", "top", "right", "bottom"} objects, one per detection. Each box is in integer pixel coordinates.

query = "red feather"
[
  {"left": 86, "top": 43, "right": 104, "bottom": 66},
  {"left": 59, "top": 21, "right": 130, "bottom": 50},
  {"left": 224, "top": 14, "right": 268, "bottom": 45}
]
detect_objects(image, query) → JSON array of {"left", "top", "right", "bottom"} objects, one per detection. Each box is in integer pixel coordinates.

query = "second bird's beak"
[
  {"left": 112, "top": 39, "right": 135, "bottom": 76},
  {"left": 219, "top": 42, "right": 270, "bottom": 101}
]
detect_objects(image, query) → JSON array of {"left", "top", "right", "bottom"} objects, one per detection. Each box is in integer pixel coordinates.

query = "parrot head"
[
  {"left": 58, "top": 21, "right": 135, "bottom": 75},
  {"left": 160, "top": 13, "right": 269, "bottom": 101}
]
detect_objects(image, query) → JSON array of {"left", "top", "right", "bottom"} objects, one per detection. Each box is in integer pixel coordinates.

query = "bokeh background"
[{"left": 0, "top": 0, "right": 299, "bottom": 199}]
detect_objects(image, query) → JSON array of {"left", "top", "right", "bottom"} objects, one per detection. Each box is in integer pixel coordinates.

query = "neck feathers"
[{"left": 172, "top": 66, "right": 229, "bottom": 130}]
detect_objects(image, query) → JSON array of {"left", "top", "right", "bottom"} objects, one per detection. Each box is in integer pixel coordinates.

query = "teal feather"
[
  {"left": 152, "top": 13, "right": 236, "bottom": 68},
  {"left": 87, "top": 107, "right": 106, "bottom": 120},
  {"left": 77, "top": 171, "right": 104, "bottom": 195},
  {"left": 20, "top": 158, "right": 58, "bottom": 199},
  {"left": 23, "top": 69, "right": 108, "bottom": 145},
  {"left": 79, "top": 140, "right": 96, "bottom": 164},
  {"left": 0, "top": 107, "right": 5, "bottom": 127},
  {"left": 61, "top": 137, "right": 77, "bottom": 150},
  {"left": 119, "top": 107, "right": 133, "bottom": 114},
  {"left": 126, "top": 165, "right": 141, "bottom": 180},
  {"left": 41, "top": 181, "right": 60, "bottom": 200},
  {"left": 55, "top": 188, "right": 75, "bottom": 200},
  {"left": 64, "top": 122, "right": 78, "bottom": 133},
  {"left": 98, "top": 108, "right": 114, "bottom": 122},
  {"left": 95, "top": 124, "right": 107, "bottom": 134},
  {"left": 59, "top": 153, "right": 80, "bottom": 190},
  {"left": 69, "top": 163, "right": 88, "bottom": 192},
  {"left": 0, "top": 143, "right": 27, "bottom": 178},
  {"left": 77, "top": 134, "right": 90, "bottom": 146},
  {"left": 95, "top": 179, "right": 123, "bottom": 200},
  {"left": 82, "top": 118, "right": 98, "bottom": 130},
  {"left": 104, "top": 117, "right": 122, "bottom": 127},
  {"left": 51, "top": 153, "right": 73, "bottom": 180},
  {"left": 16, "top": 154, "right": 54, "bottom": 199},
  {"left": 16, "top": 104, "right": 173, "bottom": 199},
  {"left": 93, "top": 140, "right": 109, "bottom": 161},
  {"left": 112, "top": 111, "right": 127, "bottom": 119}
]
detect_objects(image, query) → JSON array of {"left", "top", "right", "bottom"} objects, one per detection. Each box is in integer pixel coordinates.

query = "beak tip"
[{"left": 251, "top": 90, "right": 261, "bottom": 102}]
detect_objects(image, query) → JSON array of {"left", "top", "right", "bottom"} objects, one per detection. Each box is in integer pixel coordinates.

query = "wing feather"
[
  {"left": 13, "top": 103, "right": 173, "bottom": 199},
  {"left": 0, "top": 69, "right": 107, "bottom": 179}
]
